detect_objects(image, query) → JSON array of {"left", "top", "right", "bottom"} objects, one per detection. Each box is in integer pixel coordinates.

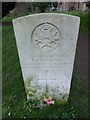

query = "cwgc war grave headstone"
[{"left": 13, "top": 13, "right": 80, "bottom": 101}]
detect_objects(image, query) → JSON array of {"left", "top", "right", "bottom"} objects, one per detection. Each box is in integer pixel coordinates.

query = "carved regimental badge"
[{"left": 31, "top": 22, "right": 61, "bottom": 51}]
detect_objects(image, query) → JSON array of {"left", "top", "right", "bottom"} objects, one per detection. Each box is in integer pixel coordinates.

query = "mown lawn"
[
  {"left": 2, "top": 25, "right": 89, "bottom": 119},
  {"left": 2, "top": 12, "right": 31, "bottom": 23}
]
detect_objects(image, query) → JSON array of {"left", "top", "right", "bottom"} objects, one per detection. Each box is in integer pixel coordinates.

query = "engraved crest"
[{"left": 31, "top": 22, "right": 61, "bottom": 51}]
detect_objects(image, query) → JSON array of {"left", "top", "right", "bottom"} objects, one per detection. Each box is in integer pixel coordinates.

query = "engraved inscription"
[{"left": 31, "top": 22, "right": 61, "bottom": 51}]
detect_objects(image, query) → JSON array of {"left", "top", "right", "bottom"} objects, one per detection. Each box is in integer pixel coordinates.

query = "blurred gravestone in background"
[{"left": 14, "top": 2, "right": 27, "bottom": 13}]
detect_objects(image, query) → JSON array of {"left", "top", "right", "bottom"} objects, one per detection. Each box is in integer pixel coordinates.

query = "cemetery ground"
[{"left": 2, "top": 11, "right": 89, "bottom": 119}]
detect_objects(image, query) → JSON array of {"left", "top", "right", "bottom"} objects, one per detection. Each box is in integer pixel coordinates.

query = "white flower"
[{"left": 8, "top": 113, "right": 10, "bottom": 116}]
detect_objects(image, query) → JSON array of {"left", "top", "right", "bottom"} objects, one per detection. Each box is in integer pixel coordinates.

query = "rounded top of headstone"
[{"left": 12, "top": 13, "right": 80, "bottom": 24}]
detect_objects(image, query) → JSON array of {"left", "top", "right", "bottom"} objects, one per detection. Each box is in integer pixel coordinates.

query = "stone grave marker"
[{"left": 13, "top": 13, "right": 80, "bottom": 101}]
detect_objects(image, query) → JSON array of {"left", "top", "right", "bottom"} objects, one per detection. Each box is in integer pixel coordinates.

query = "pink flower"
[{"left": 44, "top": 97, "right": 55, "bottom": 105}]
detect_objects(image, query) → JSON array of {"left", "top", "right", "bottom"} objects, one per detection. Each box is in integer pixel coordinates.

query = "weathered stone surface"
[{"left": 13, "top": 13, "right": 80, "bottom": 101}]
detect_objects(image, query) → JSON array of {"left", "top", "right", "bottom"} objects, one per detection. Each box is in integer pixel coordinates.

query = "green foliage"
[
  {"left": 2, "top": 26, "right": 89, "bottom": 119},
  {"left": 27, "top": 2, "right": 50, "bottom": 13}
]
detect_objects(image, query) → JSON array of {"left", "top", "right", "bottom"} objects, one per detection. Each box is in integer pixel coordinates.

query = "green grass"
[
  {"left": 2, "top": 12, "right": 31, "bottom": 23},
  {"left": 2, "top": 26, "right": 89, "bottom": 119}
]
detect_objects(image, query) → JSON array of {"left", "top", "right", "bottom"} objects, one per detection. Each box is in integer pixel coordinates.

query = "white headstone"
[{"left": 13, "top": 13, "right": 80, "bottom": 101}]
